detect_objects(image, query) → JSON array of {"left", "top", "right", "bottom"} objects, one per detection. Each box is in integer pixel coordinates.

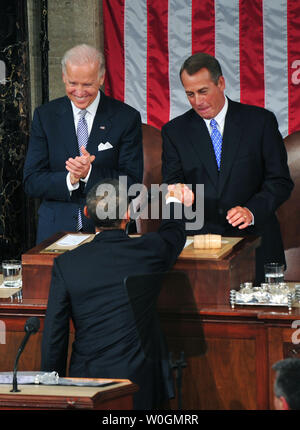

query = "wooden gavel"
[{"left": 193, "top": 234, "right": 222, "bottom": 249}]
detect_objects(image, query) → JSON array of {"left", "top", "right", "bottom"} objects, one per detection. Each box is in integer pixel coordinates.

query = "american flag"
[{"left": 103, "top": 0, "right": 300, "bottom": 137}]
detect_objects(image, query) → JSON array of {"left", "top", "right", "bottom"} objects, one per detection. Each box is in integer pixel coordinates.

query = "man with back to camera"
[
  {"left": 273, "top": 358, "right": 300, "bottom": 410},
  {"left": 162, "top": 52, "right": 294, "bottom": 283},
  {"left": 23, "top": 44, "right": 143, "bottom": 244},
  {"left": 41, "top": 178, "right": 194, "bottom": 410}
]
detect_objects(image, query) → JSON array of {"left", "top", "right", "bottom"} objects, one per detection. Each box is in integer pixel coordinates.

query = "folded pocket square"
[{"left": 98, "top": 142, "right": 113, "bottom": 151}]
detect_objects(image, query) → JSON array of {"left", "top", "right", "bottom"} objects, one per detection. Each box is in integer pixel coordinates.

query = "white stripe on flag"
[
  {"left": 108, "top": 0, "right": 293, "bottom": 134},
  {"left": 215, "top": 0, "right": 240, "bottom": 102},
  {"left": 124, "top": 0, "right": 148, "bottom": 123},
  {"left": 168, "top": 0, "right": 192, "bottom": 120},
  {"left": 263, "top": 0, "right": 289, "bottom": 137}
]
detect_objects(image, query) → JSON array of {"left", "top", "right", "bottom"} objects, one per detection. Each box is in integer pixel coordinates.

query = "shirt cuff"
[
  {"left": 80, "top": 164, "right": 92, "bottom": 184},
  {"left": 166, "top": 196, "right": 181, "bottom": 204},
  {"left": 66, "top": 172, "right": 80, "bottom": 193},
  {"left": 246, "top": 208, "right": 255, "bottom": 225}
]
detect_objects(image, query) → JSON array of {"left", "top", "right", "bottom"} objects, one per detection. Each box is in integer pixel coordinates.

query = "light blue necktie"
[
  {"left": 77, "top": 109, "right": 88, "bottom": 154},
  {"left": 76, "top": 110, "right": 88, "bottom": 231},
  {"left": 210, "top": 118, "right": 222, "bottom": 170}
]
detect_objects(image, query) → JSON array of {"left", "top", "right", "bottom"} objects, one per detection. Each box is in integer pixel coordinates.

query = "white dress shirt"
[
  {"left": 67, "top": 91, "right": 101, "bottom": 192},
  {"left": 203, "top": 96, "right": 254, "bottom": 225},
  {"left": 203, "top": 95, "right": 228, "bottom": 136}
]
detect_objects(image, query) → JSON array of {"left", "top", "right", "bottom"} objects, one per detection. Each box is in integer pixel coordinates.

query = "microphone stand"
[
  {"left": 10, "top": 317, "right": 40, "bottom": 393},
  {"left": 169, "top": 351, "right": 187, "bottom": 410},
  {"left": 10, "top": 331, "right": 32, "bottom": 392}
]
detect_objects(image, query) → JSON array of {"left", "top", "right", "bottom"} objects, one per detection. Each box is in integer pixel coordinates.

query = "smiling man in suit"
[
  {"left": 162, "top": 52, "right": 294, "bottom": 283},
  {"left": 23, "top": 44, "right": 143, "bottom": 244}
]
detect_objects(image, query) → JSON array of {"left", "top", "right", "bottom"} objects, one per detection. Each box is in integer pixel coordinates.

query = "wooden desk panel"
[
  {"left": 1, "top": 298, "right": 300, "bottom": 409},
  {"left": 159, "top": 305, "right": 300, "bottom": 410},
  {"left": 21, "top": 232, "right": 260, "bottom": 304},
  {"left": 21, "top": 233, "right": 61, "bottom": 300},
  {"left": 0, "top": 300, "right": 45, "bottom": 373},
  {"left": 0, "top": 299, "right": 75, "bottom": 374},
  {"left": 0, "top": 379, "right": 138, "bottom": 410}
]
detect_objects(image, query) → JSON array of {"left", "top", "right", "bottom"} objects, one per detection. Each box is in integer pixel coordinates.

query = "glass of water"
[
  {"left": 2, "top": 260, "right": 22, "bottom": 288},
  {"left": 264, "top": 262, "right": 284, "bottom": 285}
]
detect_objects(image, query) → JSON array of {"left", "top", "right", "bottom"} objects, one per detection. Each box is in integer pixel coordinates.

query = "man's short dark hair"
[
  {"left": 272, "top": 358, "right": 300, "bottom": 410},
  {"left": 180, "top": 52, "right": 223, "bottom": 85},
  {"left": 86, "top": 178, "right": 129, "bottom": 228}
]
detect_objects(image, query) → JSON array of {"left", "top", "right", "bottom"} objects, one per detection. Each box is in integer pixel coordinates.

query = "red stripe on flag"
[
  {"left": 192, "top": 0, "right": 215, "bottom": 56},
  {"left": 147, "top": 0, "right": 170, "bottom": 129},
  {"left": 102, "top": 0, "right": 125, "bottom": 101},
  {"left": 239, "top": 0, "right": 264, "bottom": 107},
  {"left": 287, "top": 1, "right": 300, "bottom": 134}
]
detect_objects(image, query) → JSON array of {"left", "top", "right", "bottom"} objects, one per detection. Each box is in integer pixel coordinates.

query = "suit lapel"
[
  {"left": 55, "top": 93, "right": 116, "bottom": 158},
  {"left": 87, "top": 91, "right": 113, "bottom": 154},
  {"left": 218, "top": 99, "right": 242, "bottom": 197},
  {"left": 55, "top": 97, "right": 79, "bottom": 158},
  {"left": 188, "top": 111, "right": 219, "bottom": 189}
]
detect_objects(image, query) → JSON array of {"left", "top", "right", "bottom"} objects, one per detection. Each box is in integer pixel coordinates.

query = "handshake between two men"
[
  {"left": 166, "top": 183, "right": 194, "bottom": 208},
  {"left": 165, "top": 184, "right": 250, "bottom": 231},
  {"left": 167, "top": 184, "right": 254, "bottom": 231}
]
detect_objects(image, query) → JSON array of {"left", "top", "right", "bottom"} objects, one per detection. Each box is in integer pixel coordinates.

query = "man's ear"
[
  {"left": 218, "top": 75, "right": 226, "bottom": 91},
  {"left": 83, "top": 206, "right": 89, "bottom": 218},
  {"left": 120, "top": 208, "right": 131, "bottom": 231},
  {"left": 124, "top": 208, "right": 130, "bottom": 221},
  {"left": 99, "top": 71, "right": 106, "bottom": 88},
  {"left": 281, "top": 396, "right": 290, "bottom": 410},
  {"left": 274, "top": 395, "right": 290, "bottom": 410}
]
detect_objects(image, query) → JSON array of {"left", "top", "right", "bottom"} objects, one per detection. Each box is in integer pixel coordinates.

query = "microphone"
[{"left": 11, "top": 317, "right": 40, "bottom": 392}]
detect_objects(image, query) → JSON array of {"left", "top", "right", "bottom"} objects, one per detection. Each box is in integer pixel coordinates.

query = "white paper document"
[
  {"left": 56, "top": 234, "right": 91, "bottom": 247},
  {"left": 184, "top": 238, "right": 193, "bottom": 248}
]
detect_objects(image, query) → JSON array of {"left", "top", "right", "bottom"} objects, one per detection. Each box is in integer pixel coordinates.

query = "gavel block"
[{"left": 193, "top": 234, "right": 222, "bottom": 249}]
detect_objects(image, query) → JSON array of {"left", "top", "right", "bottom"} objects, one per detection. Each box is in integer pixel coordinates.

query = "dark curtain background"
[{"left": 0, "top": 0, "right": 36, "bottom": 263}]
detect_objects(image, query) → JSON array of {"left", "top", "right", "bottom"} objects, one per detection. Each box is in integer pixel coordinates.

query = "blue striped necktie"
[
  {"left": 76, "top": 109, "right": 88, "bottom": 231},
  {"left": 210, "top": 118, "right": 222, "bottom": 170},
  {"left": 77, "top": 109, "right": 88, "bottom": 154}
]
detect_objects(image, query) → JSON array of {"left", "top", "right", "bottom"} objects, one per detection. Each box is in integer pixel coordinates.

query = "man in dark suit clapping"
[
  {"left": 41, "top": 178, "right": 194, "bottom": 410},
  {"left": 24, "top": 44, "right": 143, "bottom": 244}
]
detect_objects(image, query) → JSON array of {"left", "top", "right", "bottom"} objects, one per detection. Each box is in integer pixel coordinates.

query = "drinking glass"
[
  {"left": 264, "top": 262, "right": 284, "bottom": 285},
  {"left": 2, "top": 260, "right": 22, "bottom": 288}
]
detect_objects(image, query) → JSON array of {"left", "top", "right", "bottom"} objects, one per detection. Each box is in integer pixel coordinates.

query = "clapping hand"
[{"left": 66, "top": 146, "right": 96, "bottom": 184}]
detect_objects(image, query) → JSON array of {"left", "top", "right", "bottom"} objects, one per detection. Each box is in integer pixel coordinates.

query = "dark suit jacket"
[
  {"left": 162, "top": 99, "right": 294, "bottom": 282},
  {"left": 41, "top": 203, "right": 186, "bottom": 410},
  {"left": 23, "top": 91, "right": 143, "bottom": 244}
]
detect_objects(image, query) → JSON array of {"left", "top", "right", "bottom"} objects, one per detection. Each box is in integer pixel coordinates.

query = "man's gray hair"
[{"left": 61, "top": 44, "right": 105, "bottom": 78}]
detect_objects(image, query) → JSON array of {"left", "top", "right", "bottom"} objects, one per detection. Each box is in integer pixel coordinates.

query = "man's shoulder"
[
  {"left": 101, "top": 92, "right": 140, "bottom": 117},
  {"left": 162, "top": 109, "right": 194, "bottom": 131},
  {"left": 229, "top": 98, "right": 274, "bottom": 119},
  {"left": 53, "top": 233, "right": 162, "bottom": 267},
  {"left": 55, "top": 239, "right": 94, "bottom": 264},
  {"left": 34, "top": 96, "right": 69, "bottom": 115}
]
